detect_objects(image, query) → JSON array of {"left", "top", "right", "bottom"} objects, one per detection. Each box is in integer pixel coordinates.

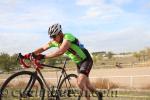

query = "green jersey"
[{"left": 48, "top": 33, "right": 87, "bottom": 64}]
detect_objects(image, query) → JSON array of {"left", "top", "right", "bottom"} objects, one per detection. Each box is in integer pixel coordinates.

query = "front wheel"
[{"left": 0, "top": 71, "right": 45, "bottom": 100}]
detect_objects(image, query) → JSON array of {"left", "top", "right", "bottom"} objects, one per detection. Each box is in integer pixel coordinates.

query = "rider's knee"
[
  {"left": 77, "top": 74, "right": 87, "bottom": 90},
  {"left": 77, "top": 80, "right": 84, "bottom": 89}
]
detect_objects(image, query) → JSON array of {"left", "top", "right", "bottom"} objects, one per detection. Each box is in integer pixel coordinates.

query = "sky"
[{"left": 0, "top": 0, "right": 150, "bottom": 54}]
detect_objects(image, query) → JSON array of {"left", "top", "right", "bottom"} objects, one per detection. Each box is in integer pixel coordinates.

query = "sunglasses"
[{"left": 50, "top": 35, "right": 57, "bottom": 39}]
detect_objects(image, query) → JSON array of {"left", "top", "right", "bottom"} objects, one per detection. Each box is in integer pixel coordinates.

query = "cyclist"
[{"left": 25, "top": 23, "right": 100, "bottom": 99}]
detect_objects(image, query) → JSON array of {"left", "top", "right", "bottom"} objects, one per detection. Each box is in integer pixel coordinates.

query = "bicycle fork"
[{"left": 20, "top": 72, "right": 37, "bottom": 98}]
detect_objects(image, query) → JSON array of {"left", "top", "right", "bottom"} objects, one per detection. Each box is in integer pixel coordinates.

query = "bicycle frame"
[
  {"left": 26, "top": 58, "right": 70, "bottom": 96},
  {"left": 17, "top": 53, "right": 76, "bottom": 98},
  {"left": 35, "top": 59, "right": 67, "bottom": 90}
]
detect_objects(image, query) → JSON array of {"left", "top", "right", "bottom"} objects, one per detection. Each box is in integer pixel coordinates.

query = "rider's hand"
[
  {"left": 32, "top": 53, "right": 45, "bottom": 60},
  {"left": 24, "top": 53, "right": 32, "bottom": 59}
]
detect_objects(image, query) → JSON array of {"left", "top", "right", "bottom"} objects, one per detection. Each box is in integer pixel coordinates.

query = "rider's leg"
[
  {"left": 77, "top": 73, "right": 90, "bottom": 100},
  {"left": 86, "top": 77, "right": 103, "bottom": 99},
  {"left": 86, "top": 77, "right": 96, "bottom": 92},
  {"left": 76, "top": 48, "right": 94, "bottom": 99}
]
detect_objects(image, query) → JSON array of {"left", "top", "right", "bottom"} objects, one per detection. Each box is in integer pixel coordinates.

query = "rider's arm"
[
  {"left": 33, "top": 42, "right": 51, "bottom": 54},
  {"left": 45, "top": 39, "right": 70, "bottom": 58}
]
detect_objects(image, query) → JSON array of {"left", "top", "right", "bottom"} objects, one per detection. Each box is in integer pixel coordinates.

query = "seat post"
[{"left": 62, "top": 58, "right": 68, "bottom": 69}]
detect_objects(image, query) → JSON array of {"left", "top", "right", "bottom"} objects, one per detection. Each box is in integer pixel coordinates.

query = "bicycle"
[{"left": 0, "top": 53, "right": 102, "bottom": 100}]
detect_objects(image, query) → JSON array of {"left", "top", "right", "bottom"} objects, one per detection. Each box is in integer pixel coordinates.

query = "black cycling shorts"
[{"left": 77, "top": 48, "right": 93, "bottom": 77}]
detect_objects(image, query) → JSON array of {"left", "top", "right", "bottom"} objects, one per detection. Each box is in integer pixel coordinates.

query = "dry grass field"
[
  {"left": 1, "top": 66, "right": 150, "bottom": 100},
  {"left": 67, "top": 66, "right": 150, "bottom": 89},
  {"left": 1, "top": 66, "right": 150, "bottom": 89}
]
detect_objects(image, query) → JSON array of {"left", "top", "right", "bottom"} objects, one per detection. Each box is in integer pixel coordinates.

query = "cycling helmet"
[{"left": 48, "top": 23, "right": 62, "bottom": 38}]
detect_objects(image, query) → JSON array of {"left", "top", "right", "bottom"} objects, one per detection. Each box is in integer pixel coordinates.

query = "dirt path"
[
  {"left": 1, "top": 67, "right": 150, "bottom": 88},
  {"left": 41, "top": 66, "right": 150, "bottom": 88}
]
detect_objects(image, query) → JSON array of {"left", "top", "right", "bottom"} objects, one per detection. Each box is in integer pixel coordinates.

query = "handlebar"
[{"left": 18, "top": 53, "right": 43, "bottom": 69}]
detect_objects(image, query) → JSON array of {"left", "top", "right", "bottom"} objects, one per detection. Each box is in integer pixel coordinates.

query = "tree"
[
  {"left": 11, "top": 53, "right": 20, "bottom": 70},
  {"left": 0, "top": 53, "right": 11, "bottom": 72},
  {"left": 92, "top": 55, "right": 97, "bottom": 64},
  {"left": 133, "top": 52, "right": 141, "bottom": 61},
  {"left": 106, "top": 51, "right": 114, "bottom": 59},
  {"left": 44, "top": 58, "right": 57, "bottom": 65},
  {"left": 139, "top": 50, "right": 147, "bottom": 61},
  {"left": 146, "top": 48, "right": 150, "bottom": 60},
  {"left": 0, "top": 53, "right": 19, "bottom": 72}
]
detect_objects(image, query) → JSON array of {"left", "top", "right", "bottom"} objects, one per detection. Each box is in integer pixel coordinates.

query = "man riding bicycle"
[{"left": 24, "top": 23, "right": 101, "bottom": 100}]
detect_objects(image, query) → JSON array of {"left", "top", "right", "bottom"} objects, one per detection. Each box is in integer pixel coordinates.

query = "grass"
[
  {"left": 93, "top": 78, "right": 119, "bottom": 89},
  {"left": 141, "top": 84, "right": 150, "bottom": 90},
  {"left": 1, "top": 79, "right": 150, "bottom": 100},
  {"left": 1, "top": 78, "right": 111, "bottom": 88}
]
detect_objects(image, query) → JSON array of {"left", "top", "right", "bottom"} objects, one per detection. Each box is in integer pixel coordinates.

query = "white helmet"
[{"left": 48, "top": 23, "right": 62, "bottom": 38}]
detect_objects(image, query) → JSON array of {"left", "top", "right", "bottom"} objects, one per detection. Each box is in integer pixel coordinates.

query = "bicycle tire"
[
  {"left": 57, "top": 74, "right": 78, "bottom": 100},
  {"left": 58, "top": 74, "right": 103, "bottom": 100},
  {"left": 0, "top": 71, "right": 45, "bottom": 100}
]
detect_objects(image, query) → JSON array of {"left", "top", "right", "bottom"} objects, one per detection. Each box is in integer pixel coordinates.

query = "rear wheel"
[
  {"left": 0, "top": 71, "right": 45, "bottom": 100},
  {"left": 57, "top": 74, "right": 78, "bottom": 100},
  {"left": 58, "top": 74, "right": 103, "bottom": 100}
]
